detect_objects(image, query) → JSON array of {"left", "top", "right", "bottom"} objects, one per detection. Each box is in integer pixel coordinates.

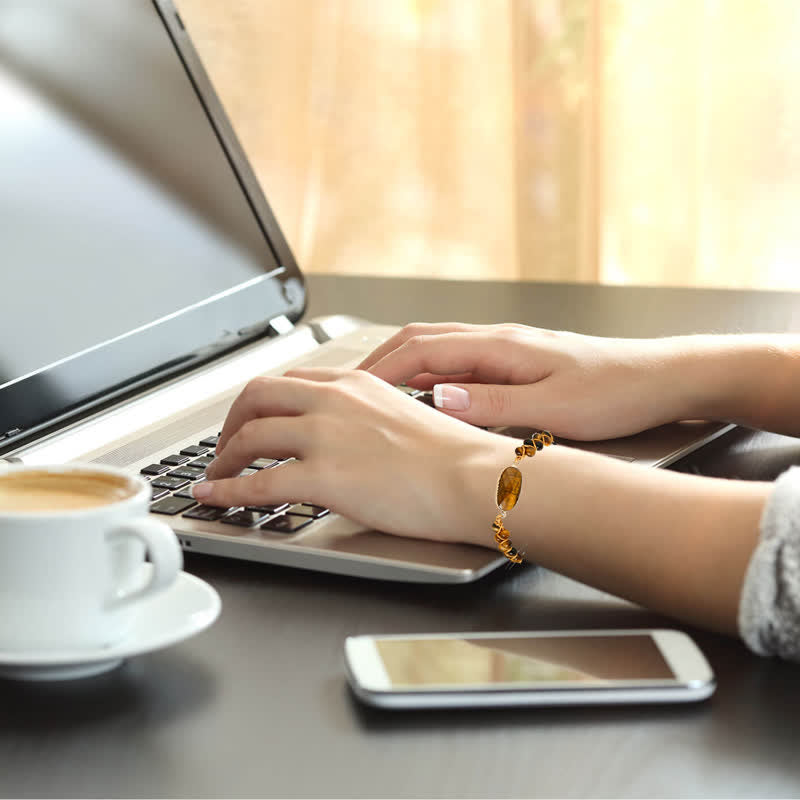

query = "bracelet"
[{"left": 492, "top": 431, "right": 555, "bottom": 564}]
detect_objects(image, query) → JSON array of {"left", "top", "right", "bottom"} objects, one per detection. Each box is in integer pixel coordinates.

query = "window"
[{"left": 179, "top": 0, "right": 800, "bottom": 289}]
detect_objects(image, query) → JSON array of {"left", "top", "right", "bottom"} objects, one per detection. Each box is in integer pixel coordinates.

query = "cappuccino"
[
  {"left": 0, "top": 470, "right": 135, "bottom": 512},
  {"left": 0, "top": 462, "right": 181, "bottom": 652}
]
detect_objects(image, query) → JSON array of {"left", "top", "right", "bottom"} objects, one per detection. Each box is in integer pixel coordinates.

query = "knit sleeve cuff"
[{"left": 738, "top": 465, "right": 800, "bottom": 660}]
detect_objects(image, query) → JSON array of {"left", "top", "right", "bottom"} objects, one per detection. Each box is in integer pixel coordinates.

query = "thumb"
[{"left": 432, "top": 383, "right": 544, "bottom": 428}]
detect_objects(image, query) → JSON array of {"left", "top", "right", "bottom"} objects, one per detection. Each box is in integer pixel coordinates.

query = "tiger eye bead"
[
  {"left": 523, "top": 444, "right": 537, "bottom": 456},
  {"left": 496, "top": 466, "right": 522, "bottom": 511}
]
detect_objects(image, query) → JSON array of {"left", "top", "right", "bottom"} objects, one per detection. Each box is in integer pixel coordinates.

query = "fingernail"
[
  {"left": 192, "top": 482, "right": 213, "bottom": 500},
  {"left": 433, "top": 384, "right": 470, "bottom": 411}
]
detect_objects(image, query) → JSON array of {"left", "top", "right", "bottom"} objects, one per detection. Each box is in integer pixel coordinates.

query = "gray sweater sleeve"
[{"left": 738, "top": 465, "right": 800, "bottom": 661}]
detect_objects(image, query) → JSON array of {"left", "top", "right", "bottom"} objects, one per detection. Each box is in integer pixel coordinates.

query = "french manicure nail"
[{"left": 433, "top": 384, "right": 470, "bottom": 411}]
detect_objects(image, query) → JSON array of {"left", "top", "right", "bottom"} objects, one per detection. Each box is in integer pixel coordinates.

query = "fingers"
[
  {"left": 215, "top": 369, "right": 389, "bottom": 476},
  {"left": 356, "top": 322, "right": 479, "bottom": 372},
  {"left": 364, "top": 331, "right": 509, "bottom": 388},
  {"left": 362, "top": 325, "right": 554, "bottom": 426},
  {"left": 209, "top": 416, "right": 306, "bottom": 480},
  {"left": 194, "top": 459, "right": 305, "bottom": 509},
  {"left": 216, "top": 374, "right": 335, "bottom": 456},
  {"left": 430, "top": 382, "right": 551, "bottom": 428},
  {"left": 404, "top": 372, "right": 475, "bottom": 391}
]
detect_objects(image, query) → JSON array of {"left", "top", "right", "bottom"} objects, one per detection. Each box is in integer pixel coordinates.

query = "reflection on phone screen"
[{"left": 376, "top": 635, "right": 675, "bottom": 687}]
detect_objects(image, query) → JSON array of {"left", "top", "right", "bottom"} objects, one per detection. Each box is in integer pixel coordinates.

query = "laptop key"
[
  {"left": 220, "top": 508, "right": 272, "bottom": 527},
  {"left": 288, "top": 503, "right": 329, "bottom": 519},
  {"left": 246, "top": 502, "right": 289, "bottom": 514},
  {"left": 261, "top": 513, "right": 314, "bottom": 534},
  {"left": 189, "top": 456, "right": 214, "bottom": 469},
  {"left": 183, "top": 505, "right": 230, "bottom": 521},
  {"left": 160, "top": 453, "right": 190, "bottom": 466},
  {"left": 150, "top": 486, "right": 170, "bottom": 501},
  {"left": 180, "top": 445, "right": 209, "bottom": 457},
  {"left": 141, "top": 463, "right": 171, "bottom": 476},
  {"left": 414, "top": 391, "right": 434, "bottom": 408},
  {"left": 168, "top": 466, "right": 206, "bottom": 480},
  {"left": 199, "top": 435, "right": 220, "bottom": 448},
  {"left": 151, "top": 475, "right": 190, "bottom": 490},
  {"left": 151, "top": 496, "right": 197, "bottom": 515},
  {"left": 249, "top": 458, "right": 279, "bottom": 470}
]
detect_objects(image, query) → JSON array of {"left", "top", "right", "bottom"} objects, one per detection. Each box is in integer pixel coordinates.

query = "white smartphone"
[{"left": 344, "top": 629, "right": 715, "bottom": 709}]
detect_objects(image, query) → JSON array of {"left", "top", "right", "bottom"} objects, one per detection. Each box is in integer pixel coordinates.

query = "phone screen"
[{"left": 375, "top": 635, "right": 676, "bottom": 688}]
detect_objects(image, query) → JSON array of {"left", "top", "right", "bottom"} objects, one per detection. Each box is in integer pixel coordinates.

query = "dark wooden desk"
[{"left": 3, "top": 275, "right": 800, "bottom": 798}]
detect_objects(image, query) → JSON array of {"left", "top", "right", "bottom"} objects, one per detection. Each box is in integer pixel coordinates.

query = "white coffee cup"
[{"left": 0, "top": 462, "right": 182, "bottom": 651}]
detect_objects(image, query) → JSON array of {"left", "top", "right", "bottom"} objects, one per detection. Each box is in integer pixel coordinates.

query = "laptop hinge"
[{"left": 266, "top": 314, "right": 294, "bottom": 337}]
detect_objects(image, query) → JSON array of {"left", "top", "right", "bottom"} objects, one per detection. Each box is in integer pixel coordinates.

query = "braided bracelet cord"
[{"left": 492, "top": 431, "right": 555, "bottom": 564}]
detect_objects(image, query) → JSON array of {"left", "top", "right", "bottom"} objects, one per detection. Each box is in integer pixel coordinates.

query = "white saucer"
[{"left": 0, "top": 571, "right": 221, "bottom": 681}]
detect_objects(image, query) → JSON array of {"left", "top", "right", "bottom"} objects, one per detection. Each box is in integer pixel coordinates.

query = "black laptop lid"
[{"left": 0, "top": 0, "right": 305, "bottom": 451}]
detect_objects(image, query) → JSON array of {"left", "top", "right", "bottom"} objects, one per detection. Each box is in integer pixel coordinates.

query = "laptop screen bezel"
[{"left": 0, "top": 0, "right": 307, "bottom": 453}]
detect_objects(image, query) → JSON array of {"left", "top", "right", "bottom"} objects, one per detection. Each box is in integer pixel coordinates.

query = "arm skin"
[{"left": 670, "top": 334, "right": 800, "bottom": 437}]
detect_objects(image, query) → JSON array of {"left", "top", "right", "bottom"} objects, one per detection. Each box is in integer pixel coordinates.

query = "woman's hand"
[
  {"left": 357, "top": 323, "right": 706, "bottom": 440},
  {"left": 197, "top": 368, "right": 505, "bottom": 545}
]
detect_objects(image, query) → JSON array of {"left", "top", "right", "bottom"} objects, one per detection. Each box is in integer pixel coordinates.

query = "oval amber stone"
[{"left": 496, "top": 466, "right": 522, "bottom": 511}]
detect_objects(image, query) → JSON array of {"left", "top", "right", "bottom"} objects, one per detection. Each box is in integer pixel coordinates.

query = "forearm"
[
  {"left": 663, "top": 334, "right": 800, "bottom": 436},
  {"left": 459, "top": 440, "right": 769, "bottom": 635}
]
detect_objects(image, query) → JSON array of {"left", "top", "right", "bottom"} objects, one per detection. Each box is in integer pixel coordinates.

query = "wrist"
[
  {"left": 451, "top": 431, "right": 519, "bottom": 550},
  {"left": 453, "top": 430, "right": 561, "bottom": 557}
]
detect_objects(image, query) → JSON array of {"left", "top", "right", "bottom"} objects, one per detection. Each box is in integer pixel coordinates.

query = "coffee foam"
[{"left": 0, "top": 470, "right": 135, "bottom": 512}]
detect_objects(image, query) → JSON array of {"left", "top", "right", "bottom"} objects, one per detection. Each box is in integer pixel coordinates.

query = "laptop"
[{"left": 0, "top": 0, "right": 734, "bottom": 584}]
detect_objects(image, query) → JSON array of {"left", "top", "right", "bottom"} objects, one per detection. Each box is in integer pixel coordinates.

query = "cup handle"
[{"left": 105, "top": 518, "right": 183, "bottom": 609}]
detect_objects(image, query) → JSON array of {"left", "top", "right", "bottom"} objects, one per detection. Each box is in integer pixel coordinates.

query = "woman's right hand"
[{"left": 358, "top": 323, "right": 718, "bottom": 440}]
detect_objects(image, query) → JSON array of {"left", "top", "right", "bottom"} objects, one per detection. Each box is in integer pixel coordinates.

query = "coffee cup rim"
[{"left": 0, "top": 462, "right": 147, "bottom": 518}]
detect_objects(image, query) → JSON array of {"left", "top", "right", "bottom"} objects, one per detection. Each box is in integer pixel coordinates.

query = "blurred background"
[{"left": 177, "top": 0, "right": 800, "bottom": 289}]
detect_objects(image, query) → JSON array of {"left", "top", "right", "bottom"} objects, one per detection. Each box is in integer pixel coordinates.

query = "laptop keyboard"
[
  {"left": 141, "top": 388, "right": 433, "bottom": 536},
  {"left": 141, "top": 433, "right": 326, "bottom": 534}
]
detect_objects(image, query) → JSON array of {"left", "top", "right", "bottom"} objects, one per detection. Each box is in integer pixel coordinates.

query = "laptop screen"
[{"left": 0, "top": 0, "right": 305, "bottom": 448}]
